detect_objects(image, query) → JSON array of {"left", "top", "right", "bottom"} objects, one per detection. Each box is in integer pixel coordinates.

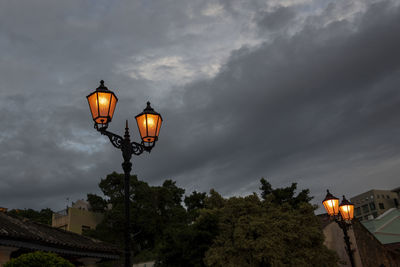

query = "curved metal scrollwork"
[
  {"left": 99, "top": 129, "right": 123, "bottom": 149},
  {"left": 97, "top": 126, "right": 151, "bottom": 156},
  {"left": 131, "top": 142, "right": 145, "bottom": 156}
]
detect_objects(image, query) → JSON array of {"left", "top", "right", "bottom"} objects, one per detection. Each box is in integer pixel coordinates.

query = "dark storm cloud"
[
  {"left": 255, "top": 7, "right": 296, "bottom": 31},
  {"left": 0, "top": 0, "right": 399, "bottom": 211},
  {"left": 151, "top": 0, "right": 400, "bottom": 207}
]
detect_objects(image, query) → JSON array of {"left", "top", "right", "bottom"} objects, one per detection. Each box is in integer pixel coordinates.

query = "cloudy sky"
[{"left": 0, "top": 0, "right": 399, "bottom": 212}]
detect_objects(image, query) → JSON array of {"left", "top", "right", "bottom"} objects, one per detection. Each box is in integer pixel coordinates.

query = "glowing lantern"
[
  {"left": 135, "top": 102, "right": 162, "bottom": 145},
  {"left": 322, "top": 190, "right": 339, "bottom": 216},
  {"left": 339, "top": 196, "right": 354, "bottom": 221},
  {"left": 87, "top": 80, "right": 118, "bottom": 128}
]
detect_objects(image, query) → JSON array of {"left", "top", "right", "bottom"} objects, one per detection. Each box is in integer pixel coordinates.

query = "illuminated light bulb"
[
  {"left": 144, "top": 117, "right": 154, "bottom": 127},
  {"left": 99, "top": 96, "right": 108, "bottom": 106}
]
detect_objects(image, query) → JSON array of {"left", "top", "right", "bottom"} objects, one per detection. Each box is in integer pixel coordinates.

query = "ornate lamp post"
[
  {"left": 322, "top": 190, "right": 355, "bottom": 267},
  {"left": 86, "top": 80, "right": 163, "bottom": 267}
]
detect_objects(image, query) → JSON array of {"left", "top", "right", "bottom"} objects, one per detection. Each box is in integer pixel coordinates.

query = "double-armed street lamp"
[
  {"left": 86, "top": 80, "right": 163, "bottom": 267},
  {"left": 322, "top": 190, "right": 355, "bottom": 267}
]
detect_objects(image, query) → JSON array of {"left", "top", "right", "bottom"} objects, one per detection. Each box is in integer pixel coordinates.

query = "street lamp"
[
  {"left": 86, "top": 80, "right": 163, "bottom": 267},
  {"left": 322, "top": 190, "right": 355, "bottom": 267}
]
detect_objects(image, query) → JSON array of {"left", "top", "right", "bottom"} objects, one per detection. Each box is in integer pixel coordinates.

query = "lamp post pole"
[
  {"left": 86, "top": 81, "right": 163, "bottom": 267},
  {"left": 337, "top": 220, "right": 355, "bottom": 267}
]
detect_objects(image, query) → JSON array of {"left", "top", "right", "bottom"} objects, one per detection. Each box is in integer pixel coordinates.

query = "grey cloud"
[
  {"left": 150, "top": 0, "right": 400, "bottom": 205},
  {"left": 255, "top": 7, "right": 296, "bottom": 31},
  {"left": 0, "top": 0, "right": 399, "bottom": 213}
]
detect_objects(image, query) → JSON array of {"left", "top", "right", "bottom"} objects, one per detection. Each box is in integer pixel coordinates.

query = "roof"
[
  {"left": 0, "top": 212, "right": 121, "bottom": 259},
  {"left": 362, "top": 208, "right": 400, "bottom": 244}
]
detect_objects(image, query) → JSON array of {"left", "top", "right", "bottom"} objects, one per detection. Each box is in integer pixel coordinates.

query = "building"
[
  {"left": 0, "top": 211, "right": 120, "bottom": 266},
  {"left": 52, "top": 200, "right": 103, "bottom": 235},
  {"left": 362, "top": 208, "right": 400, "bottom": 247},
  {"left": 350, "top": 189, "right": 399, "bottom": 221},
  {"left": 319, "top": 214, "right": 400, "bottom": 266}
]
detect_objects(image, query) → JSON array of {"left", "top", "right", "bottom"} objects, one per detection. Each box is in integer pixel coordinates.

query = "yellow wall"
[{"left": 52, "top": 208, "right": 103, "bottom": 235}]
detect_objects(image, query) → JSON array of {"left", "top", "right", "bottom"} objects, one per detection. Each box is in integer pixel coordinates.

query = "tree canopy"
[
  {"left": 7, "top": 208, "right": 53, "bottom": 225},
  {"left": 85, "top": 174, "right": 337, "bottom": 266}
]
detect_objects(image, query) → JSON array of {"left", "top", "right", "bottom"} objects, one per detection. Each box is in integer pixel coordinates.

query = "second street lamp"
[
  {"left": 322, "top": 190, "right": 355, "bottom": 267},
  {"left": 86, "top": 80, "right": 163, "bottom": 267}
]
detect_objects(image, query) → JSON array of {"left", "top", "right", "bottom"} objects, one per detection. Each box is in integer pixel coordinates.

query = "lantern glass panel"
[
  {"left": 339, "top": 204, "right": 354, "bottom": 221},
  {"left": 323, "top": 199, "right": 339, "bottom": 216},
  {"left": 97, "top": 92, "right": 112, "bottom": 118},
  {"left": 109, "top": 93, "right": 117, "bottom": 120},
  {"left": 156, "top": 118, "right": 162, "bottom": 137},
  {"left": 136, "top": 114, "right": 148, "bottom": 140},
  {"left": 87, "top": 93, "right": 99, "bottom": 120},
  {"left": 146, "top": 114, "right": 159, "bottom": 137}
]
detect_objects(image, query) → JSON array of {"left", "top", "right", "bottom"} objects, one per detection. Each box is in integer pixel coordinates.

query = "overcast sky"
[{"left": 0, "top": 0, "right": 399, "bottom": 212}]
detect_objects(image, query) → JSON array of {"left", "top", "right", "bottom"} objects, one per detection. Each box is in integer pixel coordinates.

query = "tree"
[
  {"left": 87, "top": 193, "right": 107, "bottom": 213},
  {"left": 156, "top": 198, "right": 219, "bottom": 267},
  {"left": 259, "top": 178, "right": 313, "bottom": 208},
  {"left": 85, "top": 172, "right": 187, "bottom": 263},
  {"left": 8, "top": 208, "right": 53, "bottom": 225},
  {"left": 4, "top": 251, "right": 74, "bottom": 267},
  {"left": 204, "top": 181, "right": 338, "bottom": 267},
  {"left": 184, "top": 191, "right": 207, "bottom": 221}
]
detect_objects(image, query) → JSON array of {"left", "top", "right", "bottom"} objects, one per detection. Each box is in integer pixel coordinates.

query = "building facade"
[
  {"left": 52, "top": 200, "right": 103, "bottom": 235},
  {"left": 350, "top": 189, "right": 399, "bottom": 221}
]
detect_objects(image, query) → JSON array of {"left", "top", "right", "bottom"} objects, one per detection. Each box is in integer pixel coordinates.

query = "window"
[
  {"left": 362, "top": 204, "right": 369, "bottom": 213},
  {"left": 373, "top": 212, "right": 378, "bottom": 218},
  {"left": 370, "top": 195, "right": 374, "bottom": 200},
  {"left": 369, "top": 202, "right": 376, "bottom": 211},
  {"left": 379, "top": 203, "right": 385, "bottom": 210},
  {"left": 377, "top": 195, "right": 380, "bottom": 199},
  {"left": 355, "top": 207, "right": 361, "bottom": 216},
  {"left": 386, "top": 195, "right": 390, "bottom": 199}
]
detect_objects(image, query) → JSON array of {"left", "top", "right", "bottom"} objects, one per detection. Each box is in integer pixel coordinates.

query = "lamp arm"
[
  {"left": 98, "top": 128, "right": 124, "bottom": 149},
  {"left": 96, "top": 125, "right": 153, "bottom": 156},
  {"left": 131, "top": 141, "right": 145, "bottom": 156}
]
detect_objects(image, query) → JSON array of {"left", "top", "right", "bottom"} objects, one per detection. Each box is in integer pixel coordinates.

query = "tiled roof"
[{"left": 0, "top": 212, "right": 121, "bottom": 259}]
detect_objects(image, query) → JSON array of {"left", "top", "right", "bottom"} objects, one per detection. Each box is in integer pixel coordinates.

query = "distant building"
[
  {"left": 350, "top": 189, "right": 399, "bottom": 221},
  {"left": 52, "top": 200, "right": 103, "bottom": 235},
  {"left": 319, "top": 214, "right": 400, "bottom": 266}
]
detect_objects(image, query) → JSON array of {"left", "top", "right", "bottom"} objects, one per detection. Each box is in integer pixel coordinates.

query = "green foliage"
[
  {"left": 259, "top": 178, "right": 313, "bottom": 208},
  {"left": 4, "top": 251, "right": 74, "bottom": 267},
  {"left": 204, "top": 189, "right": 225, "bottom": 209},
  {"left": 204, "top": 182, "right": 338, "bottom": 267},
  {"left": 87, "top": 193, "right": 107, "bottom": 212},
  {"left": 85, "top": 172, "right": 187, "bottom": 263},
  {"left": 86, "top": 174, "right": 337, "bottom": 267},
  {"left": 8, "top": 208, "right": 53, "bottom": 225},
  {"left": 184, "top": 191, "right": 207, "bottom": 221},
  {"left": 156, "top": 208, "right": 219, "bottom": 267}
]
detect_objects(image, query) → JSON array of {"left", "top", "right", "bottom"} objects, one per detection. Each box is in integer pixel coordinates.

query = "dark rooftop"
[{"left": 0, "top": 212, "right": 120, "bottom": 259}]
